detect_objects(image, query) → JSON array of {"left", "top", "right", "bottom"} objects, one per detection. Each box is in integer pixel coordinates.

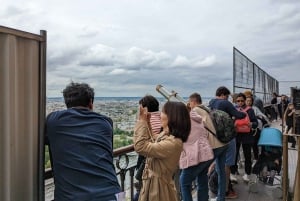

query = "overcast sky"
[{"left": 1, "top": 0, "right": 300, "bottom": 97}]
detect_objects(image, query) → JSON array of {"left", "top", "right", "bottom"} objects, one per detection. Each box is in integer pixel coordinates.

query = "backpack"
[
  {"left": 209, "top": 168, "right": 235, "bottom": 195},
  {"left": 234, "top": 106, "right": 251, "bottom": 133},
  {"left": 198, "top": 105, "right": 236, "bottom": 143},
  {"left": 208, "top": 168, "right": 218, "bottom": 195}
]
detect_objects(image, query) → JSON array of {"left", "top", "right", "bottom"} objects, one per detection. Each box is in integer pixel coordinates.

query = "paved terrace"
[
  {"left": 201, "top": 121, "right": 298, "bottom": 201},
  {"left": 45, "top": 121, "right": 298, "bottom": 201}
]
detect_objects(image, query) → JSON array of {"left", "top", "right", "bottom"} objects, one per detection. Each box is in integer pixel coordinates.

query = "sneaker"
[
  {"left": 230, "top": 174, "right": 238, "bottom": 183},
  {"left": 210, "top": 197, "right": 217, "bottom": 201},
  {"left": 267, "top": 170, "right": 276, "bottom": 186},
  {"left": 226, "top": 190, "right": 238, "bottom": 199},
  {"left": 243, "top": 174, "right": 250, "bottom": 182}
]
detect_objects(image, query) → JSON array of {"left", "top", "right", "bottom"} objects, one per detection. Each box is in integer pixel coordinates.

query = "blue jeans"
[
  {"left": 213, "top": 144, "right": 228, "bottom": 201},
  {"left": 180, "top": 159, "right": 214, "bottom": 201},
  {"left": 225, "top": 138, "right": 236, "bottom": 166}
]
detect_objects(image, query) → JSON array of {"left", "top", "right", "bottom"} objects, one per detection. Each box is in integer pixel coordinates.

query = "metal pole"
[
  {"left": 233, "top": 47, "right": 236, "bottom": 94},
  {"left": 293, "top": 136, "right": 300, "bottom": 201},
  {"left": 293, "top": 111, "right": 300, "bottom": 200},
  {"left": 282, "top": 134, "right": 289, "bottom": 201}
]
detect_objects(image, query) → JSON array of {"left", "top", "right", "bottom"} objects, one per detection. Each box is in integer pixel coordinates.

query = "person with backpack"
[
  {"left": 208, "top": 87, "right": 246, "bottom": 201},
  {"left": 232, "top": 93, "right": 258, "bottom": 182},
  {"left": 179, "top": 108, "right": 214, "bottom": 201},
  {"left": 182, "top": 92, "right": 228, "bottom": 201}
]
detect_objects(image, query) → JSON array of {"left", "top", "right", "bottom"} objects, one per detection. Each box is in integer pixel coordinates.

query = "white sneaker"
[
  {"left": 210, "top": 197, "right": 217, "bottom": 201},
  {"left": 243, "top": 174, "right": 250, "bottom": 182},
  {"left": 230, "top": 173, "right": 238, "bottom": 183}
]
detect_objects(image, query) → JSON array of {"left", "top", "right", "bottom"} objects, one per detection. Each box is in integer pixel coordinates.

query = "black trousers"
[{"left": 231, "top": 142, "right": 253, "bottom": 175}]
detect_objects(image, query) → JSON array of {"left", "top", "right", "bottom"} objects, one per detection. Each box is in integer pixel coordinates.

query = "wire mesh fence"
[{"left": 233, "top": 47, "right": 279, "bottom": 104}]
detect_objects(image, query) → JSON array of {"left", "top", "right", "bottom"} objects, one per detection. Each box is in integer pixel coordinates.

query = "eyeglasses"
[{"left": 236, "top": 100, "right": 245, "bottom": 103}]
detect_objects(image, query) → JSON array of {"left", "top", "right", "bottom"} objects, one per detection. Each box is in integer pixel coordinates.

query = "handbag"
[
  {"left": 135, "top": 159, "right": 146, "bottom": 181},
  {"left": 235, "top": 106, "right": 251, "bottom": 133}
]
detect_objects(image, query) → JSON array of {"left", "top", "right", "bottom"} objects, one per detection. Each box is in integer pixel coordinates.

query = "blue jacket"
[
  {"left": 46, "top": 108, "right": 120, "bottom": 201},
  {"left": 208, "top": 98, "right": 245, "bottom": 119}
]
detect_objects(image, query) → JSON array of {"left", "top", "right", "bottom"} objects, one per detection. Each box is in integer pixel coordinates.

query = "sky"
[{"left": 1, "top": 0, "right": 300, "bottom": 97}]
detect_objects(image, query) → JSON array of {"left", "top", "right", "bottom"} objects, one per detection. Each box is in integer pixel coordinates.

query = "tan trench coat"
[{"left": 134, "top": 120, "right": 182, "bottom": 201}]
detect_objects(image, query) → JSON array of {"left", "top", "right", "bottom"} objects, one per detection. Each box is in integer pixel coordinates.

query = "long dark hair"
[{"left": 162, "top": 101, "right": 191, "bottom": 142}]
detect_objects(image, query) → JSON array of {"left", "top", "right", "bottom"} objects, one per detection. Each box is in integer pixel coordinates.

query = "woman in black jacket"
[{"left": 232, "top": 93, "right": 258, "bottom": 182}]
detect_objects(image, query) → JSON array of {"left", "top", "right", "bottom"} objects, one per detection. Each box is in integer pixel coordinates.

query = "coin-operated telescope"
[{"left": 156, "top": 84, "right": 186, "bottom": 104}]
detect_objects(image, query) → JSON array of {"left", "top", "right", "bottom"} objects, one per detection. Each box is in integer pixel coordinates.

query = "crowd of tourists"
[
  {"left": 134, "top": 86, "right": 295, "bottom": 201},
  {"left": 45, "top": 81, "right": 297, "bottom": 201}
]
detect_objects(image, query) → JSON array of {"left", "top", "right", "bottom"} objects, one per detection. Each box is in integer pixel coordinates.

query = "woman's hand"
[{"left": 139, "top": 106, "right": 151, "bottom": 122}]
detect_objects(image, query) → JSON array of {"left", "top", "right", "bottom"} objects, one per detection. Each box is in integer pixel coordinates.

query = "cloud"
[
  {"left": 1, "top": 0, "right": 300, "bottom": 97},
  {"left": 109, "top": 68, "right": 136, "bottom": 75},
  {"left": 193, "top": 55, "right": 217, "bottom": 67}
]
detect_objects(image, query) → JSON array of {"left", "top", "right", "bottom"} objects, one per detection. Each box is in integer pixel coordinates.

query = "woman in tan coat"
[{"left": 134, "top": 101, "right": 191, "bottom": 201}]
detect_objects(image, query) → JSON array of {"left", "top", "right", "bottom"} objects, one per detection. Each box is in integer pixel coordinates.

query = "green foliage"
[
  {"left": 114, "top": 128, "right": 132, "bottom": 136},
  {"left": 113, "top": 134, "right": 133, "bottom": 149},
  {"left": 45, "top": 145, "right": 51, "bottom": 169}
]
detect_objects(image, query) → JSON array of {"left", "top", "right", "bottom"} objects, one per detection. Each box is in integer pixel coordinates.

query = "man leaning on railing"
[{"left": 45, "top": 82, "right": 122, "bottom": 201}]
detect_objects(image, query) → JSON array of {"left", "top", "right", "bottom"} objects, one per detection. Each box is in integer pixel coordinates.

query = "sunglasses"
[{"left": 236, "top": 100, "right": 245, "bottom": 103}]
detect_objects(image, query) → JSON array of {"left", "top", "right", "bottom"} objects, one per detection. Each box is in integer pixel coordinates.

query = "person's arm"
[
  {"left": 253, "top": 106, "right": 268, "bottom": 120},
  {"left": 134, "top": 120, "right": 152, "bottom": 156},
  {"left": 247, "top": 108, "right": 258, "bottom": 129},
  {"left": 224, "top": 101, "right": 246, "bottom": 119},
  {"left": 134, "top": 120, "right": 180, "bottom": 159},
  {"left": 288, "top": 109, "right": 295, "bottom": 116}
]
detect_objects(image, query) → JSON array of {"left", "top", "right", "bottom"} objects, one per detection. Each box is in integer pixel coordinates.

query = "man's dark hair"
[
  {"left": 63, "top": 82, "right": 95, "bottom": 108},
  {"left": 216, "top": 86, "right": 231, "bottom": 97},
  {"left": 236, "top": 92, "right": 246, "bottom": 101},
  {"left": 189, "top": 93, "right": 202, "bottom": 104},
  {"left": 139, "top": 95, "right": 159, "bottom": 112},
  {"left": 162, "top": 101, "right": 191, "bottom": 142}
]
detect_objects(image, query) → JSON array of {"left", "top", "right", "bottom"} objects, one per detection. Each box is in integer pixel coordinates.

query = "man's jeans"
[
  {"left": 213, "top": 144, "right": 228, "bottom": 201},
  {"left": 180, "top": 159, "right": 214, "bottom": 201}
]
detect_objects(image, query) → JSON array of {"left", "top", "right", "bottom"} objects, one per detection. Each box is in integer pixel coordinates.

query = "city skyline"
[{"left": 1, "top": 0, "right": 300, "bottom": 97}]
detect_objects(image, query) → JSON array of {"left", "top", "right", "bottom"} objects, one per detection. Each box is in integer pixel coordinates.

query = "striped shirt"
[{"left": 150, "top": 111, "right": 162, "bottom": 135}]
